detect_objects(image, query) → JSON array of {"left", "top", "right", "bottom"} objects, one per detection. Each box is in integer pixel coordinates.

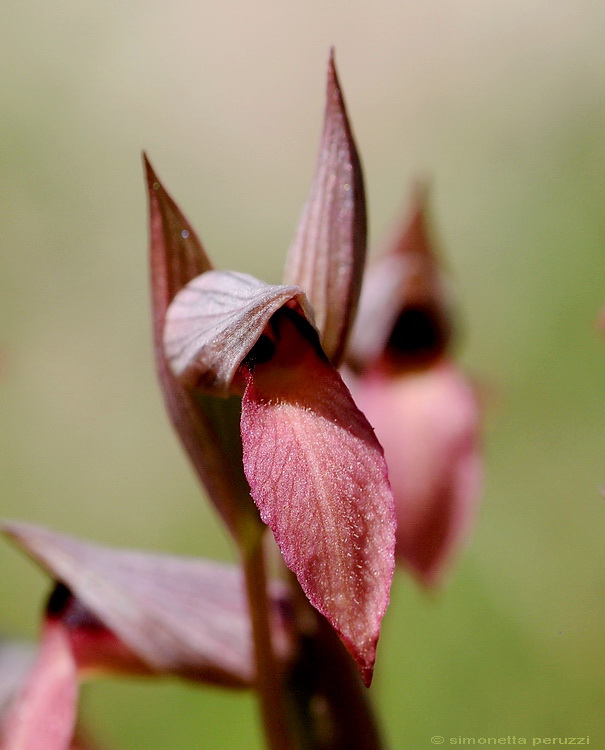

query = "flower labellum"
[{"left": 240, "top": 309, "right": 394, "bottom": 683}]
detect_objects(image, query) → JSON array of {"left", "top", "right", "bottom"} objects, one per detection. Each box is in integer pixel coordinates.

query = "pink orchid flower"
[
  {"left": 147, "top": 53, "right": 395, "bottom": 685},
  {"left": 348, "top": 186, "right": 482, "bottom": 586}
]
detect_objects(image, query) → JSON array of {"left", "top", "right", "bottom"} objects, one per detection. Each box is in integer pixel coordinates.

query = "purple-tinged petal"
[
  {"left": 164, "top": 270, "right": 311, "bottom": 394},
  {"left": 1, "top": 522, "right": 293, "bottom": 688},
  {"left": 145, "top": 156, "right": 252, "bottom": 534},
  {"left": 352, "top": 360, "right": 482, "bottom": 586},
  {"left": 348, "top": 184, "right": 451, "bottom": 372},
  {"left": 284, "top": 51, "right": 366, "bottom": 367},
  {"left": 0, "top": 620, "right": 78, "bottom": 750},
  {"left": 239, "top": 310, "right": 395, "bottom": 685}
]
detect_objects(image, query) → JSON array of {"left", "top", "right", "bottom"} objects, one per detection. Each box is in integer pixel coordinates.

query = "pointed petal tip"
[
  {"left": 142, "top": 151, "right": 157, "bottom": 185},
  {"left": 393, "top": 180, "right": 436, "bottom": 260},
  {"left": 343, "top": 636, "right": 377, "bottom": 688},
  {"left": 285, "top": 47, "right": 366, "bottom": 365},
  {"left": 408, "top": 177, "right": 430, "bottom": 215},
  {"left": 325, "top": 47, "right": 346, "bottom": 120},
  {"left": 1, "top": 519, "right": 37, "bottom": 546},
  {"left": 327, "top": 47, "right": 337, "bottom": 82}
]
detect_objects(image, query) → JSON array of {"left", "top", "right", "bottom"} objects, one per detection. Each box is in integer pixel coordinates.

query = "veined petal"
[
  {"left": 239, "top": 310, "right": 395, "bottom": 685},
  {"left": 164, "top": 270, "right": 311, "bottom": 394},
  {"left": 0, "top": 620, "right": 78, "bottom": 750},
  {"left": 284, "top": 51, "right": 366, "bottom": 366},
  {"left": 1, "top": 522, "right": 292, "bottom": 688}
]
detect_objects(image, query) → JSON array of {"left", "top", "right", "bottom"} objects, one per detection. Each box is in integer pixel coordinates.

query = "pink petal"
[
  {"left": 353, "top": 360, "right": 482, "bottom": 586},
  {"left": 1, "top": 620, "right": 78, "bottom": 750},
  {"left": 284, "top": 50, "right": 366, "bottom": 366},
  {"left": 240, "top": 311, "right": 395, "bottom": 685}
]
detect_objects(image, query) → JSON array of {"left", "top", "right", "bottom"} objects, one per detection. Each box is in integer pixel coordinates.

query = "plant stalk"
[
  {"left": 284, "top": 574, "right": 384, "bottom": 750},
  {"left": 241, "top": 529, "right": 295, "bottom": 750}
]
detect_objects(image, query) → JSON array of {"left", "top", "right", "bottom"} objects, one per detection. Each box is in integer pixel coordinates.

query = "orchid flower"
[
  {"left": 0, "top": 522, "right": 292, "bottom": 750},
  {"left": 147, "top": 52, "right": 396, "bottom": 686},
  {"left": 0, "top": 46, "right": 486, "bottom": 750},
  {"left": 348, "top": 185, "right": 482, "bottom": 586}
]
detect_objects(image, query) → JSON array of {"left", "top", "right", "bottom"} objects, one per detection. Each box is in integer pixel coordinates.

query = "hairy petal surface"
[
  {"left": 1, "top": 523, "right": 292, "bottom": 688},
  {"left": 240, "top": 312, "right": 395, "bottom": 685},
  {"left": 353, "top": 361, "right": 482, "bottom": 585},
  {"left": 164, "top": 270, "right": 310, "bottom": 394},
  {"left": 0, "top": 620, "right": 78, "bottom": 750},
  {"left": 284, "top": 51, "right": 366, "bottom": 366}
]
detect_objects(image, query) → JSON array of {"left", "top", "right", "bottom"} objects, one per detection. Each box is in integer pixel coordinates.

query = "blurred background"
[{"left": 2, "top": 0, "right": 605, "bottom": 747}]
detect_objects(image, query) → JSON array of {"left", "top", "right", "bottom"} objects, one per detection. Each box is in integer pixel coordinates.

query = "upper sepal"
[
  {"left": 164, "top": 270, "right": 312, "bottom": 394},
  {"left": 284, "top": 51, "right": 367, "bottom": 367}
]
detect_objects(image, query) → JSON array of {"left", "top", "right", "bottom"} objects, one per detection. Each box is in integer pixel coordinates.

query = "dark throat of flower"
[{"left": 384, "top": 304, "right": 451, "bottom": 371}]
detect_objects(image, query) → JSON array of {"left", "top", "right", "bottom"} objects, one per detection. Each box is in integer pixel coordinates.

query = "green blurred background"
[{"left": 2, "top": 0, "right": 605, "bottom": 747}]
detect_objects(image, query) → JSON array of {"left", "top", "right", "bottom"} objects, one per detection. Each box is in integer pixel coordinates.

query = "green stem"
[{"left": 241, "top": 529, "right": 295, "bottom": 750}]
